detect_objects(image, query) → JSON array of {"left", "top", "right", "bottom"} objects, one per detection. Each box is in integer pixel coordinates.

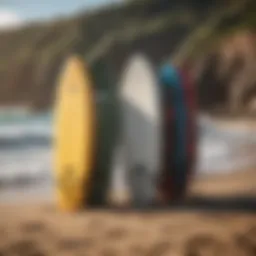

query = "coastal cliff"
[{"left": 0, "top": 0, "right": 255, "bottom": 113}]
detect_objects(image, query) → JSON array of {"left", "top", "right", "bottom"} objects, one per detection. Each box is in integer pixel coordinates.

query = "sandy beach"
[
  {"left": 0, "top": 168, "right": 255, "bottom": 256},
  {"left": 0, "top": 113, "right": 256, "bottom": 256}
]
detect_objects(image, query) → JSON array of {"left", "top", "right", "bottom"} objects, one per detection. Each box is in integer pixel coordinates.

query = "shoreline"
[
  {"left": 0, "top": 168, "right": 255, "bottom": 255},
  {"left": 0, "top": 168, "right": 255, "bottom": 205}
]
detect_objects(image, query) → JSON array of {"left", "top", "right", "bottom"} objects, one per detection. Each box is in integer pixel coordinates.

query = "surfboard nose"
[{"left": 159, "top": 64, "right": 181, "bottom": 89}]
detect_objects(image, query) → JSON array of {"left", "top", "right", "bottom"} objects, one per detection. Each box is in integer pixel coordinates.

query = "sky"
[{"left": 0, "top": 0, "right": 123, "bottom": 30}]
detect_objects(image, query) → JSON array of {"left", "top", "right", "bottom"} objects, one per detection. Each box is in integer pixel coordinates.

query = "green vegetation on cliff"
[{"left": 0, "top": 0, "right": 255, "bottom": 111}]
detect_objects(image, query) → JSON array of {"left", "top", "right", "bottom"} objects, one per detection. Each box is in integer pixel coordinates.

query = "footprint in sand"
[
  {"left": 105, "top": 227, "right": 128, "bottom": 241},
  {"left": 185, "top": 235, "right": 226, "bottom": 256},
  {"left": 234, "top": 226, "right": 256, "bottom": 255},
  {"left": 129, "top": 245, "right": 146, "bottom": 256},
  {"left": 4, "top": 240, "right": 46, "bottom": 256},
  {"left": 56, "top": 237, "right": 88, "bottom": 253},
  {"left": 82, "top": 237, "right": 95, "bottom": 249},
  {"left": 146, "top": 241, "right": 172, "bottom": 256},
  {"left": 101, "top": 247, "right": 118, "bottom": 256},
  {"left": 20, "top": 221, "right": 45, "bottom": 234}
]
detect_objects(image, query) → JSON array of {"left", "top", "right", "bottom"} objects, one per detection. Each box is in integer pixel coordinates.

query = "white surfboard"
[
  {"left": 119, "top": 53, "right": 163, "bottom": 206},
  {"left": 108, "top": 141, "right": 131, "bottom": 206}
]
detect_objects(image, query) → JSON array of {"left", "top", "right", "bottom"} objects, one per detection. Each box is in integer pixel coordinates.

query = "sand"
[{"left": 0, "top": 169, "right": 255, "bottom": 256}]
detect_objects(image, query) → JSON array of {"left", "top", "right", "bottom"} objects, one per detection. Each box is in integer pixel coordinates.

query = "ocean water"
[
  {"left": 0, "top": 111, "right": 54, "bottom": 201},
  {"left": 0, "top": 111, "right": 255, "bottom": 202},
  {"left": 196, "top": 115, "right": 256, "bottom": 175}
]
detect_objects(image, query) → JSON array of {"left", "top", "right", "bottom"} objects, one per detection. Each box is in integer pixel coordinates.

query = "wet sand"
[{"left": 0, "top": 169, "right": 255, "bottom": 256}]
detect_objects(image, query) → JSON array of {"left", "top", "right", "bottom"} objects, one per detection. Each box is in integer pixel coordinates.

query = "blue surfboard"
[{"left": 159, "top": 63, "right": 188, "bottom": 200}]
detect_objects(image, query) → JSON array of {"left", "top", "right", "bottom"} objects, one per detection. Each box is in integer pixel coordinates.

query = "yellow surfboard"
[{"left": 54, "top": 55, "right": 95, "bottom": 211}]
